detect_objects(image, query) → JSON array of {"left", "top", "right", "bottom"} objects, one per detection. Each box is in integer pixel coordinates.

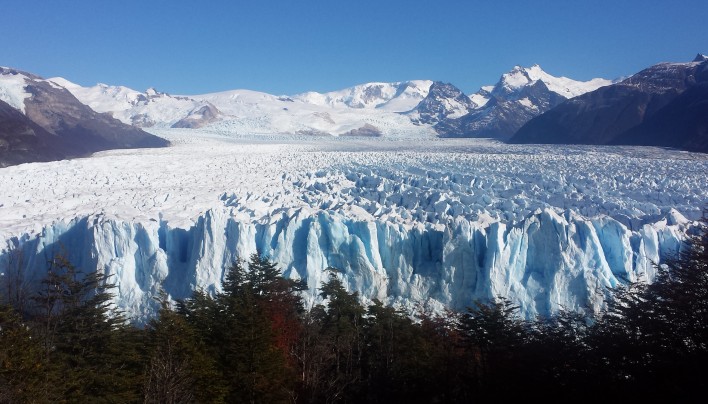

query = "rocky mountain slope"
[
  {"left": 0, "top": 68, "right": 169, "bottom": 166},
  {"left": 511, "top": 55, "right": 708, "bottom": 152}
]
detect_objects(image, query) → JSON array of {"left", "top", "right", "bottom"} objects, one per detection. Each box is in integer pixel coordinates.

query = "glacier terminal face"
[{"left": 1, "top": 130, "right": 705, "bottom": 323}]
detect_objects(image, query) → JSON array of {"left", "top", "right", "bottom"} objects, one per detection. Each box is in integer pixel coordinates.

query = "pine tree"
[
  {"left": 144, "top": 294, "right": 225, "bottom": 403},
  {"left": 181, "top": 255, "right": 303, "bottom": 403},
  {"left": 30, "top": 255, "right": 143, "bottom": 402},
  {"left": 590, "top": 218, "right": 708, "bottom": 398},
  {"left": 362, "top": 300, "right": 432, "bottom": 403},
  {"left": 457, "top": 298, "right": 529, "bottom": 397},
  {"left": 0, "top": 303, "right": 46, "bottom": 403},
  {"left": 309, "top": 271, "right": 366, "bottom": 403}
]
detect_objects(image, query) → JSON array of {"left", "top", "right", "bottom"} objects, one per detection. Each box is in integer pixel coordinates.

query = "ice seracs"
[{"left": 0, "top": 131, "right": 705, "bottom": 324}]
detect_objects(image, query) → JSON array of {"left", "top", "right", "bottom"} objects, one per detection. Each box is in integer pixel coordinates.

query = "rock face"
[
  {"left": 0, "top": 67, "right": 169, "bottom": 166},
  {"left": 511, "top": 57, "right": 708, "bottom": 152},
  {"left": 408, "top": 82, "right": 477, "bottom": 127},
  {"left": 0, "top": 100, "right": 65, "bottom": 166},
  {"left": 171, "top": 103, "right": 222, "bottom": 129},
  {"left": 438, "top": 79, "right": 566, "bottom": 139}
]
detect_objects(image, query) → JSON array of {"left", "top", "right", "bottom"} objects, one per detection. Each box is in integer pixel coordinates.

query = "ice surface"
[{"left": 0, "top": 130, "right": 705, "bottom": 323}]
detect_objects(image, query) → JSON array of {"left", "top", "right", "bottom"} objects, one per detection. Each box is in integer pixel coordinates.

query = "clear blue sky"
[{"left": 1, "top": 0, "right": 706, "bottom": 95}]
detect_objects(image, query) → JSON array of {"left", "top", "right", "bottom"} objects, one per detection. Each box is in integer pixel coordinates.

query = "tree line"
[{"left": 0, "top": 224, "right": 706, "bottom": 403}]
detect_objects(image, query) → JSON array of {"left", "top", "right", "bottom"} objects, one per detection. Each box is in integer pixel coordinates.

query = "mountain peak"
[
  {"left": 693, "top": 53, "right": 708, "bottom": 62},
  {"left": 493, "top": 64, "right": 611, "bottom": 99}
]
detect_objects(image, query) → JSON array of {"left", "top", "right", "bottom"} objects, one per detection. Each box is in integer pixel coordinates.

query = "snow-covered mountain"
[
  {"left": 55, "top": 78, "right": 436, "bottom": 138},
  {"left": 0, "top": 68, "right": 168, "bottom": 167},
  {"left": 407, "top": 82, "right": 477, "bottom": 126},
  {"left": 293, "top": 80, "right": 432, "bottom": 111},
  {"left": 512, "top": 56, "right": 708, "bottom": 152},
  {"left": 428, "top": 65, "right": 612, "bottom": 139},
  {"left": 492, "top": 64, "right": 612, "bottom": 99},
  {"left": 42, "top": 65, "right": 617, "bottom": 141},
  {"left": 48, "top": 78, "right": 222, "bottom": 129}
]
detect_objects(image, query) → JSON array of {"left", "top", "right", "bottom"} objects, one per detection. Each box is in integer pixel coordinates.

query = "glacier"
[{"left": 1, "top": 130, "right": 705, "bottom": 323}]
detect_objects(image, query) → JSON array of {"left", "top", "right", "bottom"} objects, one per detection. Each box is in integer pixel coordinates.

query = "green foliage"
[
  {"left": 181, "top": 254, "right": 303, "bottom": 403},
  {"left": 362, "top": 300, "right": 435, "bottom": 403},
  {"left": 305, "top": 271, "right": 366, "bottom": 402},
  {"left": 144, "top": 294, "right": 224, "bottom": 403},
  {"left": 0, "top": 303, "right": 45, "bottom": 403},
  {"left": 588, "top": 220, "right": 708, "bottom": 398}
]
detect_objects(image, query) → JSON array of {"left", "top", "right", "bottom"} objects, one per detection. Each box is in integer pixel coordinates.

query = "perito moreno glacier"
[{"left": 1, "top": 130, "right": 705, "bottom": 323}]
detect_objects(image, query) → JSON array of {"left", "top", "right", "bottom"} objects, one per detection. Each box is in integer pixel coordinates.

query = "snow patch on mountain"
[
  {"left": 431, "top": 65, "right": 612, "bottom": 139},
  {"left": 0, "top": 68, "right": 31, "bottom": 113},
  {"left": 469, "top": 85, "right": 493, "bottom": 108},
  {"left": 496, "top": 64, "right": 612, "bottom": 98}
]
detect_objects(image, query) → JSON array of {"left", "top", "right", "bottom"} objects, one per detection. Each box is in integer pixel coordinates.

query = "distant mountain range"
[{"left": 1, "top": 55, "right": 706, "bottom": 166}]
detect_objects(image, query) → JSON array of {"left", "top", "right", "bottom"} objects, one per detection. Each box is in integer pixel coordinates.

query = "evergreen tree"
[
  {"left": 362, "top": 300, "right": 432, "bottom": 403},
  {"left": 180, "top": 255, "right": 303, "bottom": 403},
  {"left": 457, "top": 298, "right": 529, "bottom": 397},
  {"left": 0, "top": 303, "right": 46, "bottom": 403},
  {"left": 590, "top": 218, "right": 708, "bottom": 398},
  {"left": 30, "top": 255, "right": 143, "bottom": 402},
  {"left": 310, "top": 271, "right": 366, "bottom": 403},
  {"left": 144, "top": 294, "right": 224, "bottom": 403}
]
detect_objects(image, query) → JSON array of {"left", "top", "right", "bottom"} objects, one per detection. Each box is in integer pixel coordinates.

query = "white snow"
[
  {"left": 469, "top": 92, "right": 490, "bottom": 108},
  {"left": 482, "top": 64, "right": 612, "bottom": 100},
  {"left": 0, "top": 69, "right": 31, "bottom": 113},
  {"left": 53, "top": 78, "right": 435, "bottom": 137},
  {"left": 524, "top": 64, "right": 612, "bottom": 97},
  {"left": 502, "top": 66, "right": 532, "bottom": 89},
  {"left": 292, "top": 80, "right": 432, "bottom": 111},
  {"left": 0, "top": 130, "right": 705, "bottom": 323},
  {"left": 48, "top": 78, "right": 208, "bottom": 127},
  {"left": 517, "top": 97, "right": 534, "bottom": 109}
]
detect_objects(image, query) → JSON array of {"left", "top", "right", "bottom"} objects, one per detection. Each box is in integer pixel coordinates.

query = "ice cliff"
[{"left": 2, "top": 206, "right": 687, "bottom": 323}]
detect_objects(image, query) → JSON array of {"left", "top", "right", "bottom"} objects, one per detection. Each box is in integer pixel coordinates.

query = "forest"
[{"left": 0, "top": 224, "right": 706, "bottom": 403}]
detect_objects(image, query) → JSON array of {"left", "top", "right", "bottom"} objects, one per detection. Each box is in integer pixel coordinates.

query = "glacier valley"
[{"left": 1, "top": 129, "right": 706, "bottom": 323}]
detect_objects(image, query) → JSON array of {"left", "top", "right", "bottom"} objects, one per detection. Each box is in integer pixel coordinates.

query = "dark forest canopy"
[{"left": 1, "top": 223, "right": 706, "bottom": 402}]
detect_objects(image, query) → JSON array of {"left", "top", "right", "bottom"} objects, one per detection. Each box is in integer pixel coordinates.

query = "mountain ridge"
[
  {"left": 0, "top": 67, "right": 169, "bottom": 167},
  {"left": 510, "top": 57, "right": 708, "bottom": 152}
]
